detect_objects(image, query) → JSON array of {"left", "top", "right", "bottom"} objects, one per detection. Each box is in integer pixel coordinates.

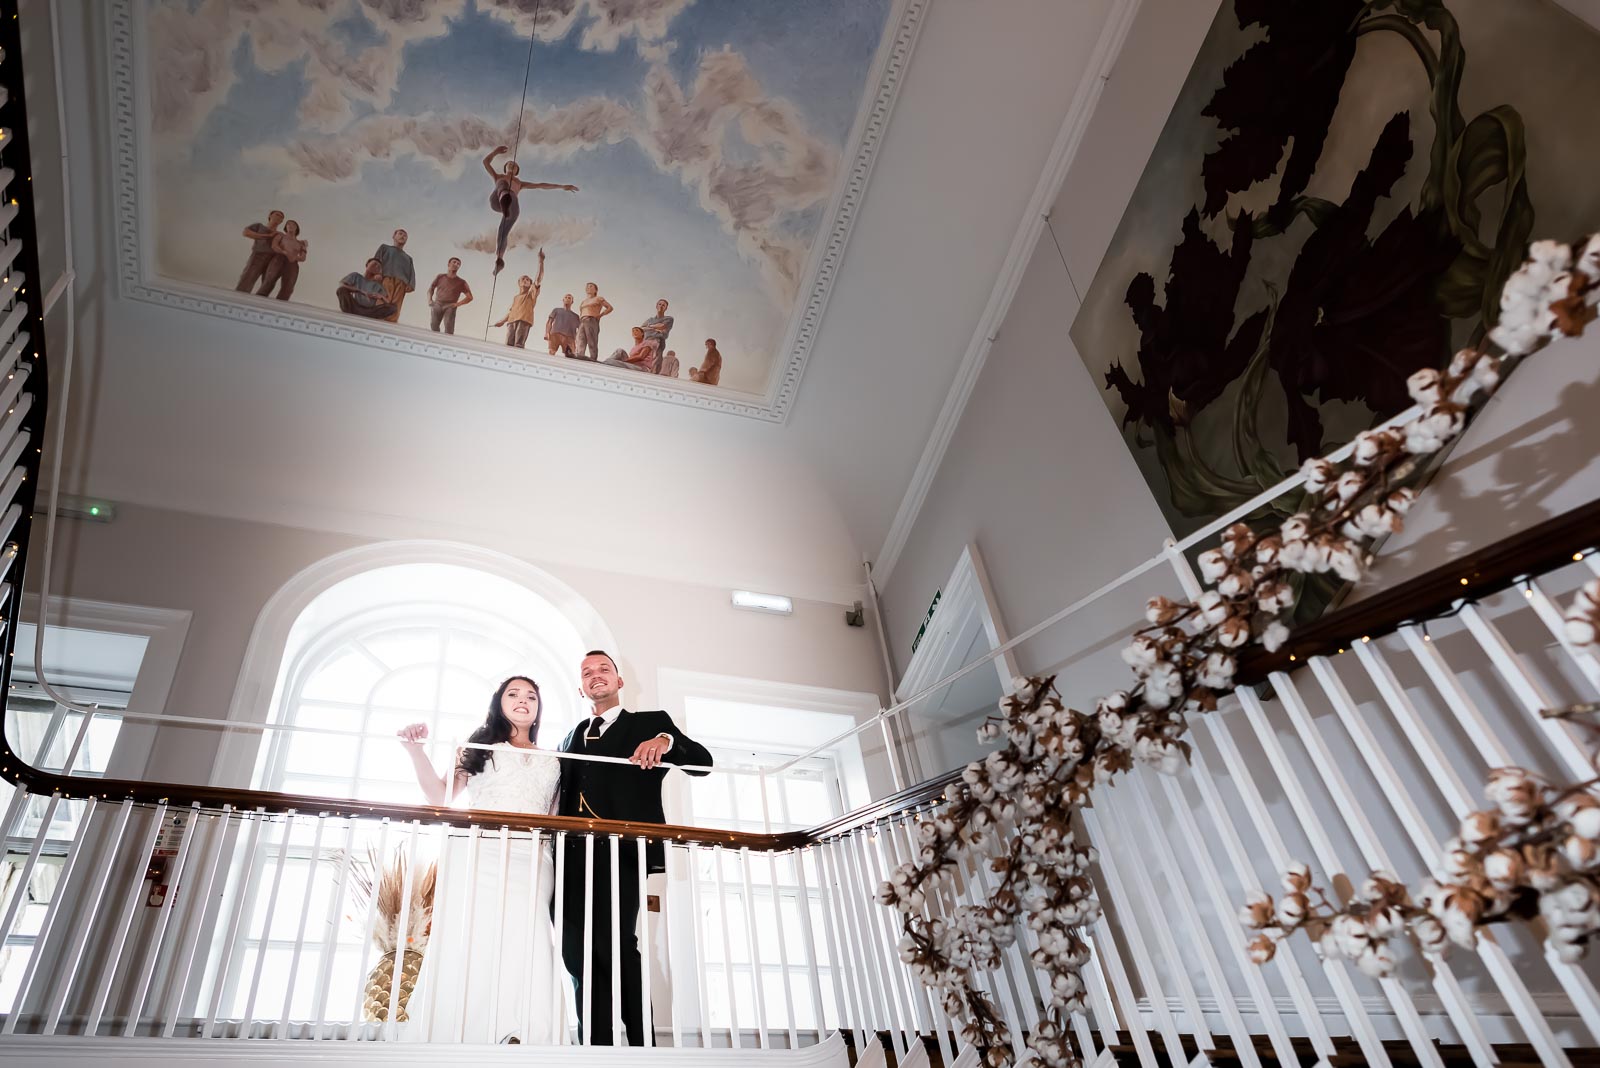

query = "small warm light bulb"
[
  {"left": 1360, "top": 635, "right": 1371, "bottom": 643},
  {"left": 1459, "top": 577, "right": 1469, "bottom": 586}
]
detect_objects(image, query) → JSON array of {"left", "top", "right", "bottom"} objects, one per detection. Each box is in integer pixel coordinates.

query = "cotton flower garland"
[
  {"left": 877, "top": 235, "right": 1599, "bottom": 1068},
  {"left": 1244, "top": 762, "right": 1600, "bottom": 974}
]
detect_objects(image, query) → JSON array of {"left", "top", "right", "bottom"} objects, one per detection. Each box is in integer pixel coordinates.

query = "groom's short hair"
[{"left": 584, "top": 649, "right": 618, "bottom": 670}]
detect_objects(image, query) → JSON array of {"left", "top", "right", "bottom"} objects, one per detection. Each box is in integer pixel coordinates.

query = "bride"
[{"left": 396, "top": 676, "right": 566, "bottom": 1044}]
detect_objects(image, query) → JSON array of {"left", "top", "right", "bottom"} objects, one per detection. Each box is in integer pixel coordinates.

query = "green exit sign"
[{"left": 910, "top": 589, "right": 941, "bottom": 656}]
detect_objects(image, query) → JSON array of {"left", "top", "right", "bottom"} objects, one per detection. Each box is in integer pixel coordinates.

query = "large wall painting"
[
  {"left": 1069, "top": 0, "right": 1600, "bottom": 542},
  {"left": 123, "top": 0, "right": 907, "bottom": 413}
]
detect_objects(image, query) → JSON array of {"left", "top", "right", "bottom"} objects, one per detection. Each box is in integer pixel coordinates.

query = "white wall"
[
  {"left": 1359, "top": 328, "right": 1600, "bottom": 597},
  {"left": 876, "top": 0, "right": 1215, "bottom": 686},
  {"left": 29, "top": 502, "right": 891, "bottom": 787}
]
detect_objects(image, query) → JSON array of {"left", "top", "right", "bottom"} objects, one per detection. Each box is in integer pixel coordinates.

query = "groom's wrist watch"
[{"left": 656, "top": 732, "right": 674, "bottom": 752}]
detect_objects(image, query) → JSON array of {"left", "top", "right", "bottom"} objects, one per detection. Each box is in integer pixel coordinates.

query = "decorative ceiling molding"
[
  {"left": 103, "top": 0, "right": 929, "bottom": 425},
  {"left": 872, "top": 0, "right": 1144, "bottom": 582}
]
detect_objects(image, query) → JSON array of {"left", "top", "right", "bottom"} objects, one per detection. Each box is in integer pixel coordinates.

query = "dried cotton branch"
[{"left": 879, "top": 234, "right": 1599, "bottom": 1068}]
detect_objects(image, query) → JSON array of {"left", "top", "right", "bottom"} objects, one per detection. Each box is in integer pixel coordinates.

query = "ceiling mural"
[{"left": 129, "top": 0, "right": 901, "bottom": 405}]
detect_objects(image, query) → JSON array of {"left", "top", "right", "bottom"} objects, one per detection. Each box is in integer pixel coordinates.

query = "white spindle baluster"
[
  {"left": 451, "top": 825, "right": 482, "bottom": 1043},
  {"left": 1526, "top": 577, "right": 1600, "bottom": 694},
  {"left": 163, "top": 808, "right": 233, "bottom": 1038},
  {"left": 553, "top": 831, "right": 569, "bottom": 1045},
  {"left": 893, "top": 817, "right": 958, "bottom": 1067},
  {"left": 1080, "top": 806, "right": 1187, "bottom": 1065},
  {"left": 764, "top": 849, "right": 797, "bottom": 1046},
  {"left": 686, "top": 842, "right": 714, "bottom": 1046},
  {"left": 638, "top": 835, "right": 652, "bottom": 1046},
  {"left": 525, "top": 827, "right": 545, "bottom": 1045},
  {"left": 1155, "top": 769, "right": 1299, "bottom": 1067},
  {"left": 203, "top": 809, "right": 268, "bottom": 1038},
  {"left": 242, "top": 810, "right": 298, "bottom": 1037},
  {"left": 790, "top": 846, "right": 828, "bottom": 1044},
  {"left": 311, "top": 817, "right": 359, "bottom": 1038},
  {"left": 1283, "top": 663, "right": 1491, "bottom": 1066},
  {"left": 1461, "top": 603, "right": 1593, "bottom": 776},
  {"left": 127, "top": 802, "right": 203, "bottom": 1036},
  {"left": 489, "top": 825, "right": 510, "bottom": 1039},
  {"left": 1353, "top": 640, "right": 1571, "bottom": 1065},
  {"left": 880, "top": 820, "right": 941, "bottom": 1039},
  {"left": 1127, "top": 772, "right": 1254, "bottom": 1065},
  {"left": 738, "top": 845, "right": 771, "bottom": 1048},
  {"left": 949, "top": 844, "right": 1029, "bottom": 1066},
  {"left": 711, "top": 844, "right": 742, "bottom": 1047},
  {"left": 85, "top": 800, "right": 167, "bottom": 1036},
  {"left": 46, "top": 800, "right": 135, "bottom": 1036},
  {"left": 278, "top": 811, "right": 328, "bottom": 1034},
  {"left": 845, "top": 829, "right": 910, "bottom": 1060},
  {"left": 818, "top": 838, "right": 878, "bottom": 1044},
  {"left": 349, "top": 817, "right": 391, "bottom": 1038},
  {"left": 0, "top": 791, "right": 59, "bottom": 973},
  {"left": 609, "top": 834, "right": 624, "bottom": 1043},
  {"left": 1402, "top": 623, "right": 1600, "bottom": 1045},
  {"left": 383, "top": 820, "right": 421, "bottom": 1039},
  {"left": 582, "top": 832, "right": 595, "bottom": 1046},
  {"left": 1228, "top": 690, "right": 1399, "bottom": 1067},
  {"left": 2, "top": 794, "right": 88, "bottom": 1037},
  {"left": 661, "top": 838, "right": 682, "bottom": 1049}
]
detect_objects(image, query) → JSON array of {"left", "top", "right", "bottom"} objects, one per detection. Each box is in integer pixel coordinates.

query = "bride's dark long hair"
[{"left": 456, "top": 675, "right": 542, "bottom": 777}]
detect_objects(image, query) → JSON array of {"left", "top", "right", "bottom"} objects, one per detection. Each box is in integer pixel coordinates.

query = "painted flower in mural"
[
  {"left": 1266, "top": 112, "right": 1460, "bottom": 460},
  {"left": 1199, "top": 0, "right": 1366, "bottom": 225},
  {"left": 1104, "top": 210, "right": 1268, "bottom": 432}
]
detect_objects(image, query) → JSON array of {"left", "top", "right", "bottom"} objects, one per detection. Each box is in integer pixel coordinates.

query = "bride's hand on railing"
[{"left": 397, "top": 723, "right": 430, "bottom": 748}]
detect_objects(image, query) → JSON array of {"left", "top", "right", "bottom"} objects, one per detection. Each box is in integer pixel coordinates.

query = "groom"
[{"left": 556, "top": 650, "right": 712, "bottom": 1046}]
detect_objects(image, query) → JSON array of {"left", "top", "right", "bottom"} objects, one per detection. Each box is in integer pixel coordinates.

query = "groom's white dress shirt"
[{"left": 584, "top": 706, "right": 672, "bottom": 749}]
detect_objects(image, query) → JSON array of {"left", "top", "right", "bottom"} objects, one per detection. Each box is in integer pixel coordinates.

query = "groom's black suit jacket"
[{"left": 555, "top": 708, "right": 712, "bottom": 873}]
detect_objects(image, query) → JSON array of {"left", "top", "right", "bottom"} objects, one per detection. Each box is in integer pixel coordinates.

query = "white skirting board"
[{"left": 0, "top": 1030, "right": 851, "bottom": 1068}]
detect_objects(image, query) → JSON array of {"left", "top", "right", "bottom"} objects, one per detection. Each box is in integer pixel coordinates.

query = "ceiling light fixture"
[{"left": 731, "top": 590, "right": 793, "bottom": 615}]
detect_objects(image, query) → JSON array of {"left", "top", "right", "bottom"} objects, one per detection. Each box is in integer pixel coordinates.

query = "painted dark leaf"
[
  {"left": 1201, "top": 0, "right": 1365, "bottom": 223},
  {"left": 1266, "top": 112, "right": 1459, "bottom": 460},
  {"left": 1106, "top": 209, "right": 1264, "bottom": 434}
]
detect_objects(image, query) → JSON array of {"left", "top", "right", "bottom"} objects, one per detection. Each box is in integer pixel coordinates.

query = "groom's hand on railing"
[{"left": 629, "top": 734, "right": 673, "bottom": 769}]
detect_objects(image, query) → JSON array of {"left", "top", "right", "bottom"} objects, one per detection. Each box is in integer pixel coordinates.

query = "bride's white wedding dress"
[{"left": 404, "top": 745, "right": 567, "bottom": 1044}]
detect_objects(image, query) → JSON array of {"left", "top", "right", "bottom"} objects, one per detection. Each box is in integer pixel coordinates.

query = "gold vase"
[{"left": 362, "top": 948, "right": 425, "bottom": 1022}]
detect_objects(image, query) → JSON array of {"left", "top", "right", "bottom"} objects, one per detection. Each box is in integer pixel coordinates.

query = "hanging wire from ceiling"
[{"left": 483, "top": 0, "right": 544, "bottom": 341}]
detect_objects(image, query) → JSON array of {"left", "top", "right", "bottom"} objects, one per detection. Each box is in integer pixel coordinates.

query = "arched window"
[{"left": 247, "top": 552, "right": 611, "bottom": 802}]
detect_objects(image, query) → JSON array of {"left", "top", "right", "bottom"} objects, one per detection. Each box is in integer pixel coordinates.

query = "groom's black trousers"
[{"left": 559, "top": 835, "right": 647, "bottom": 1046}]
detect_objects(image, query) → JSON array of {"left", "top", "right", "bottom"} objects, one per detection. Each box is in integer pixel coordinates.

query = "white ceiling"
[{"left": 35, "top": 0, "right": 1127, "bottom": 603}]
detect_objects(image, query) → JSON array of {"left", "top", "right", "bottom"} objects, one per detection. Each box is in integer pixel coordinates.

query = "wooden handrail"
[
  {"left": 1234, "top": 497, "right": 1600, "bottom": 685},
  {"left": 1, "top": 500, "right": 1593, "bottom": 851}
]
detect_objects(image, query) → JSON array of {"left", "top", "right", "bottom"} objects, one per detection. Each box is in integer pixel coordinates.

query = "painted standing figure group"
[
  {"left": 233, "top": 149, "right": 727, "bottom": 385},
  {"left": 395, "top": 650, "right": 712, "bottom": 1046}
]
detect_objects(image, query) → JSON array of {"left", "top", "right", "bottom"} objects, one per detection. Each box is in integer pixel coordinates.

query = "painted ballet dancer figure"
[{"left": 483, "top": 146, "right": 578, "bottom": 275}]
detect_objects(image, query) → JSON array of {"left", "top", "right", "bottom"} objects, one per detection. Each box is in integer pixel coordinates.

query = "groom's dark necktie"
[{"left": 584, "top": 715, "right": 606, "bottom": 743}]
